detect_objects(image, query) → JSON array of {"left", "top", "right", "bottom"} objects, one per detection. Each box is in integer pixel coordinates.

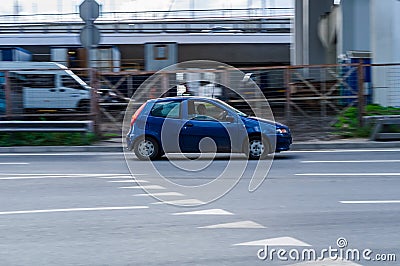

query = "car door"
[
  {"left": 146, "top": 99, "right": 186, "bottom": 153},
  {"left": 59, "top": 74, "right": 86, "bottom": 108},
  {"left": 180, "top": 100, "right": 239, "bottom": 153}
]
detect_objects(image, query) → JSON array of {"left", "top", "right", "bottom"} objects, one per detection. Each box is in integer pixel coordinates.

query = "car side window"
[
  {"left": 150, "top": 100, "right": 181, "bottom": 119},
  {"left": 188, "top": 100, "right": 228, "bottom": 122},
  {"left": 61, "top": 75, "right": 81, "bottom": 89}
]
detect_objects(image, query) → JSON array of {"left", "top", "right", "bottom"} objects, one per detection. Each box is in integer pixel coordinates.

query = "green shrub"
[
  {"left": 334, "top": 104, "right": 400, "bottom": 138},
  {"left": 0, "top": 132, "right": 97, "bottom": 147}
]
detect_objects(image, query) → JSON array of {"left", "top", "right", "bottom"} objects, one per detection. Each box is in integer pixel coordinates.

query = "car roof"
[{"left": 151, "top": 96, "right": 216, "bottom": 102}]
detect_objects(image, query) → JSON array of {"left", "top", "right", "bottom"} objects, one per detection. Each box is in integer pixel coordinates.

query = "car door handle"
[
  {"left": 49, "top": 89, "right": 56, "bottom": 92},
  {"left": 60, "top": 89, "right": 66, "bottom": 92},
  {"left": 185, "top": 123, "right": 194, "bottom": 127}
]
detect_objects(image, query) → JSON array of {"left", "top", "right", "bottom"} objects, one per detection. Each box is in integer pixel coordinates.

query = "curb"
[
  {"left": 291, "top": 141, "right": 400, "bottom": 150},
  {"left": 0, "top": 145, "right": 123, "bottom": 153},
  {"left": 1, "top": 141, "right": 400, "bottom": 153}
]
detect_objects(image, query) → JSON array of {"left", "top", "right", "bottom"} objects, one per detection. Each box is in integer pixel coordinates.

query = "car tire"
[
  {"left": 246, "top": 136, "right": 270, "bottom": 160},
  {"left": 133, "top": 136, "right": 161, "bottom": 161},
  {"left": 77, "top": 100, "right": 90, "bottom": 113}
]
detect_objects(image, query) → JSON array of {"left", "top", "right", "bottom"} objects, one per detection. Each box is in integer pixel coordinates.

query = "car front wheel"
[
  {"left": 133, "top": 137, "right": 161, "bottom": 160},
  {"left": 247, "top": 136, "right": 269, "bottom": 160}
]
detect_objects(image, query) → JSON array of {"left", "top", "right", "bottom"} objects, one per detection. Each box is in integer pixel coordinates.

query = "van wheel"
[
  {"left": 77, "top": 100, "right": 90, "bottom": 113},
  {"left": 245, "top": 136, "right": 270, "bottom": 160},
  {"left": 133, "top": 136, "right": 161, "bottom": 161}
]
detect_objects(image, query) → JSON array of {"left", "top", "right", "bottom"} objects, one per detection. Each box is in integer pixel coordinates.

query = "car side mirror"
[{"left": 225, "top": 115, "right": 235, "bottom": 123}]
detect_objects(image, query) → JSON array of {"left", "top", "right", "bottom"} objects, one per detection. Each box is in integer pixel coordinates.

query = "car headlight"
[{"left": 276, "top": 128, "right": 288, "bottom": 134}]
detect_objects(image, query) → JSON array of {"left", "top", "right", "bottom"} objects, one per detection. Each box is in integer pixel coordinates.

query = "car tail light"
[{"left": 130, "top": 103, "right": 146, "bottom": 127}]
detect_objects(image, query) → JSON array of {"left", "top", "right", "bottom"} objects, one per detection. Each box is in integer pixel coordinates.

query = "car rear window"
[{"left": 150, "top": 100, "right": 181, "bottom": 118}]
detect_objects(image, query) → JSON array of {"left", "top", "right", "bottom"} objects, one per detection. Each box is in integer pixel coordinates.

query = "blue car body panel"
[{"left": 126, "top": 97, "right": 292, "bottom": 154}]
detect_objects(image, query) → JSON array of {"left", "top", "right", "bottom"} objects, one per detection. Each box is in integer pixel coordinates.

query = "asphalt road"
[{"left": 0, "top": 149, "right": 399, "bottom": 265}]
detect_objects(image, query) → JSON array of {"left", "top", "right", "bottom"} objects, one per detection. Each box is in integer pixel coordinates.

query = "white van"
[{"left": 0, "top": 62, "right": 91, "bottom": 111}]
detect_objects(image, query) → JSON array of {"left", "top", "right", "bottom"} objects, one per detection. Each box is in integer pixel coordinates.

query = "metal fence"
[{"left": 2, "top": 62, "right": 399, "bottom": 141}]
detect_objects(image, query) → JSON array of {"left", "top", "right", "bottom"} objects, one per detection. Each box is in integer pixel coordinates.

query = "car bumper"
[{"left": 275, "top": 134, "right": 292, "bottom": 152}]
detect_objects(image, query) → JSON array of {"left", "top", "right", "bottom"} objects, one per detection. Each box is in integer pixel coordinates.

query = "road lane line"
[
  {"left": 340, "top": 200, "right": 400, "bottom": 204},
  {"left": 234, "top": 237, "right": 311, "bottom": 247},
  {"left": 199, "top": 220, "right": 265, "bottom": 229},
  {"left": 0, "top": 153, "right": 124, "bottom": 156},
  {"left": 108, "top": 180, "right": 149, "bottom": 183},
  {"left": 302, "top": 160, "right": 400, "bottom": 163},
  {"left": 0, "top": 206, "right": 149, "bottom": 215},
  {"left": 296, "top": 173, "right": 400, "bottom": 176},
  {"left": 96, "top": 174, "right": 147, "bottom": 179},
  {"left": 288, "top": 149, "right": 400, "bottom": 153},
  {"left": 0, "top": 174, "right": 133, "bottom": 180},
  {"left": 0, "top": 173, "right": 129, "bottom": 176},
  {"left": 151, "top": 199, "right": 205, "bottom": 205},
  {"left": 119, "top": 185, "right": 166, "bottom": 190},
  {"left": 134, "top": 192, "right": 184, "bottom": 197},
  {"left": 290, "top": 258, "right": 361, "bottom": 265},
  {"left": 172, "top": 209, "right": 234, "bottom": 215},
  {"left": 0, "top": 163, "right": 30, "bottom": 165}
]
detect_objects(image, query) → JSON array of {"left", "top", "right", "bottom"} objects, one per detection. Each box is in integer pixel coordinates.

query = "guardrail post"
[
  {"left": 284, "top": 66, "right": 291, "bottom": 124},
  {"left": 90, "top": 68, "right": 101, "bottom": 137},
  {"left": 4, "top": 71, "right": 12, "bottom": 118},
  {"left": 357, "top": 62, "right": 365, "bottom": 127}
]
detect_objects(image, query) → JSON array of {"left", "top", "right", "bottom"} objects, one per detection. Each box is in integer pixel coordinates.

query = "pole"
[
  {"left": 357, "top": 62, "right": 365, "bottom": 127},
  {"left": 284, "top": 67, "right": 291, "bottom": 124},
  {"left": 4, "top": 71, "right": 12, "bottom": 118}
]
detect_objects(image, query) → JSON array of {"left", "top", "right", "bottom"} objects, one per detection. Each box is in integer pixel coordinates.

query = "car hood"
[{"left": 240, "top": 116, "right": 287, "bottom": 128}]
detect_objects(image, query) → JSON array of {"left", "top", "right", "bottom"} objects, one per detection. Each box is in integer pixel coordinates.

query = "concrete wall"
[
  {"left": 338, "top": 0, "right": 370, "bottom": 55},
  {"left": 371, "top": 0, "right": 400, "bottom": 107},
  {"left": 179, "top": 44, "right": 290, "bottom": 67},
  {"left": 293, "top": 0, "right": 332, "bottom": 65}
]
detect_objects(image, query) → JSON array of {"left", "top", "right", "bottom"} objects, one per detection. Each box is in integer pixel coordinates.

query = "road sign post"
[{"left": 79, "top": 0, "right": 101, "bottom": 67}]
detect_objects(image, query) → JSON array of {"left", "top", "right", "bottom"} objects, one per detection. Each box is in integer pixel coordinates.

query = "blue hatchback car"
[{"left": 126, "top": 97, "right": 292, "bottom": 160}]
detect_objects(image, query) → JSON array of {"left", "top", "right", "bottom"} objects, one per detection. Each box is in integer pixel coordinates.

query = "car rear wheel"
[
  {"left": 133, "top": 137, "right": 161, "bottom": 160},
  {"left": 77, "top": 100, "right": 90, "bottom": 113},
  {"left": 246, "top": 136, "right": 269, "bottom": 160}
]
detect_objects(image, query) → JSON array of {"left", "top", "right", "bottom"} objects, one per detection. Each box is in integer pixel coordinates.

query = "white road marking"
[
  {"left": 290, "top": 258, "right": 361, "bottom": 265},
  {"left": 0, "top": 174, "right": 133, "bottom": 180},
  {"left": 108, "top": 180, "right": 149, "bottom": 183},
  {"left": 134, "top": 192, "right": 185, "bottom": 197},
  {"left": 296, "top": 173, "right": 400, "bottom": 176},
  {"left": 0, "top": 153, "right": 124, "bottom": 156},
  {"left": 0, "top": 163, "right": 30, "bottom": 165},
  {"left": 119, "top": 185, "right": 166, "bottom": 190},
  {"left": 0, "top": 206, "right": 148, "bottom": 216},
  {"left": 302, "top": 160, "right": 400, "bottom": 163},
  {"left": 340, "top": 200, "right": 400, "bottom": 204},
  {"left": 199, "top": 220, "right": 265, "bottom": 229},
  {"left": 151, "top": 199, "right": 205, "bottom": 205},
  {"left": 234, "top": 237, "right": 311, "bottom": 247},
  {"left": 96, "top": 174, "right": 147, "bottom": 179},
  {"left": 288, "top": 149, "right": 400, "bottom": 153},
  {"left": 172, "top": 209, "right": 234, "bottom": 215}
]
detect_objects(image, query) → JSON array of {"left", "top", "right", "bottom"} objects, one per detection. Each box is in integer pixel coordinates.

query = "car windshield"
[{"left": 214, "top": 99, "right": 248, "bottom": 117}]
